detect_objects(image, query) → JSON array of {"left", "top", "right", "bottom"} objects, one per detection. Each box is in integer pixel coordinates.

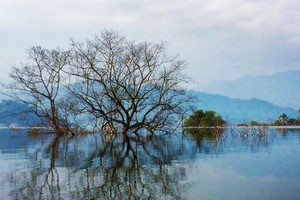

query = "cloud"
[
  {"left": 0, "top": 0, "right": 299, "bottom": 84},
  {"left": 1, "top": 0, "right": 299, "bottom": 42},
  {"left": 139, "top": 0, "right": 300, "bottom": 43}
]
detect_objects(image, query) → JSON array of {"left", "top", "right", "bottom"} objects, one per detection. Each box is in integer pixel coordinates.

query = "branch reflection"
[
  {"left": 6, "top": 132, "right": 187, "bottom": 200},
  {"left": 2, "top": 126, "right": 287, "bottom": 199}
]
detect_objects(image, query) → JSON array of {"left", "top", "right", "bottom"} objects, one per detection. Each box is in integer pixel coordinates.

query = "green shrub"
[{"left": 184, "top": 110, "right": 225, "bottom": 127}]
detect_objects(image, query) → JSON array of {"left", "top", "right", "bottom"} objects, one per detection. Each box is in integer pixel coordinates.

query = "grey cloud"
[{"left": 0, "top": 0, "right": 300, "bottom": 85}]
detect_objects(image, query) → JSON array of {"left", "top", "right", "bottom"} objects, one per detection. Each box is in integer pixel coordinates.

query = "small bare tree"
[
  {"left": 68, "top": 31, "right": 192, "bottom": 140},
  {"left": 6, "top": 47, "right": 74, "bottom": 134}
]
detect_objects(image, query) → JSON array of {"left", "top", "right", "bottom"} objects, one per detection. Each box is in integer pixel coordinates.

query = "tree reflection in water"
[
  {"left": 2, "top": 127, "right": 287, "bottom": 199},
  {"left": 183, "top": 128, "right": 226, "bottom": 155},
  {"left": 183, "top": 126, "right": 278, "bottom": 154},
  {"left": 6, "top": 133, "right": 187, "bottom": 200}
]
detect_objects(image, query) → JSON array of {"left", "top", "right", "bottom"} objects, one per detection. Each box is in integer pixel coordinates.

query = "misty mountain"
[
  {"left": 0, "top": 100, "right": 42, "bottom": 127},
  {"left": 191, "top": 91, "right": 299, "bottom": 124},
  {"left": 0, "top": 92, "right": 298, "bottom": 126},
  {"left": 196, "top": 70, "right": 300, "bottom": 109}
]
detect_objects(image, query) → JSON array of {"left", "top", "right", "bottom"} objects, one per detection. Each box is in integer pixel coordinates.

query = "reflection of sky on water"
[
  {"left": 182, "top": 129, "right": 300, "bottom": 200},
  {"left": 186, "top": 161, "right": 300, "bottom": 200},
  {"left": 0, "top": 128, "right": 299, "bottom": 199}
]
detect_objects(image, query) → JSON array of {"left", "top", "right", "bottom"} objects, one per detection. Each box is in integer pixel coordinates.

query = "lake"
[{"left": 0, "top": 127, "right": 300, "bottom": 200}]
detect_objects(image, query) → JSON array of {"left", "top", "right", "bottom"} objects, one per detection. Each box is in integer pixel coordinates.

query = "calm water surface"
[{"left": 0, "top": 127, "right": 300, "bottom": 200}]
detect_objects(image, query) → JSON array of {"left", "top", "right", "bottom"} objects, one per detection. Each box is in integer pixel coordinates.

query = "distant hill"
[
  {"left": 190, "top": 91, "right": 299, "bottom": 124},
  {"left": 196, "top": 70, "right": 300, "bottom": 109},
  {"left": 0, "top": 92, "right": 298, "bottom": 126},
  {"left": 0, "top": 100, "right": 42, "bottom": 127}
]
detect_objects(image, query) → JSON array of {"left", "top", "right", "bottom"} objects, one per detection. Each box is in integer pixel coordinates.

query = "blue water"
[{"left": 0, "top": 127, "right": 299, "bottom": 200}]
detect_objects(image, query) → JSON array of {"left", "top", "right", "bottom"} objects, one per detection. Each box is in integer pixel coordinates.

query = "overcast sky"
[{"left": 1, "top": 0, "right": 300, "bottom": 86}]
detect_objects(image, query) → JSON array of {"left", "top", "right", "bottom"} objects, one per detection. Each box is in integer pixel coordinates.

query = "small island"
[{"left": 183, "top": 110, "right": 226, "bottom": 128}]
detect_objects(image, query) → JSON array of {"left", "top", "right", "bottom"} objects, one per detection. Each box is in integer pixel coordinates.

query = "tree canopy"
[
  {"left": 183, "top": 110, "right": 225, "bottom": 127},
  {"left": 275, "top": 113, "right": 300, "bottom": 126}
]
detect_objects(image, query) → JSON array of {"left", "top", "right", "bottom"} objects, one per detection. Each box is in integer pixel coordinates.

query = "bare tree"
[
  {"left": 6, "top": 46, "right": 74, "bottom": 134},
  {"left": 5, "top": 31, "right": 192, "bottom": 138},
  {"left": 67, "top": 30, "right": 192, "bottom": 140}
]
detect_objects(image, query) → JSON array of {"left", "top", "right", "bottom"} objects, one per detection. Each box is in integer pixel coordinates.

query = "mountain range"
[
  {"left": 0, "top": 70, "right": 299, "bottom": 126},
  {"left": 0, "top": 94, "right": 297, "bottom": 126},
  {"left": 196, "top": 70, "right": 300, "bottom": 110}
]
